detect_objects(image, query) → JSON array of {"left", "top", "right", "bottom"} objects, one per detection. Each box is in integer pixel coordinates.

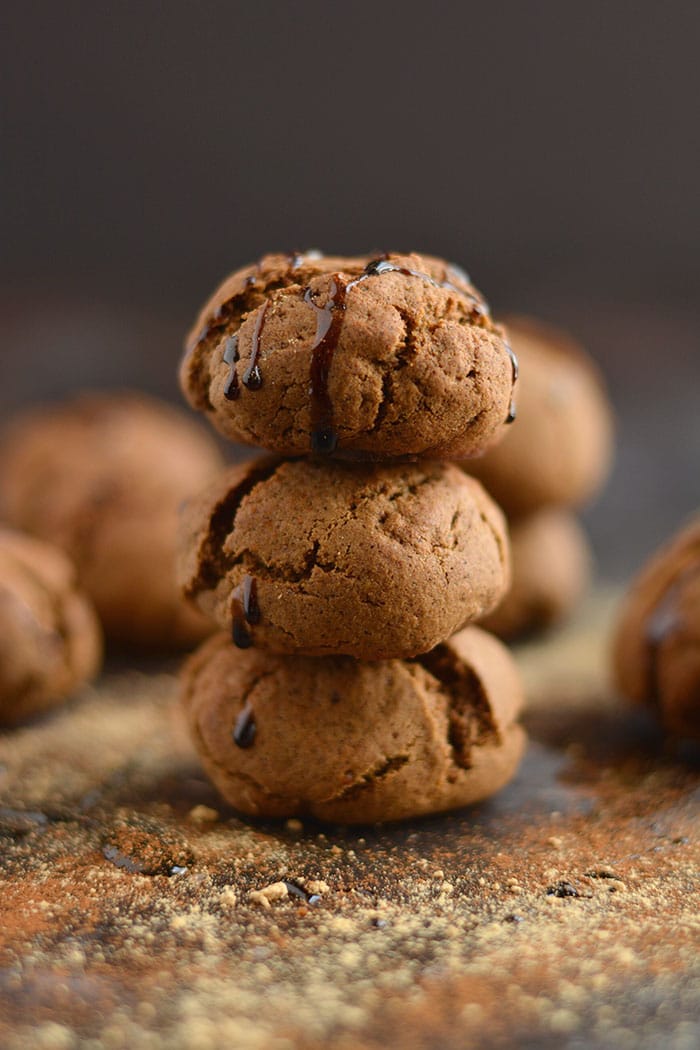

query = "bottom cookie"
[
  {"left": 180, "top": 626, "right": 526, "bottom": 824},
  {"left": 480, "top": 509, "right": 591, "bottom": 640}
]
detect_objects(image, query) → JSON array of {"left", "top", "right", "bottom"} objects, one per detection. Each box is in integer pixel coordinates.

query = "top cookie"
[
  {"left": 466, "top": 316, "right": 613, "bottom": 516},
  {"left": 180, "top": 251, "right": 517, "bottom": 459}
]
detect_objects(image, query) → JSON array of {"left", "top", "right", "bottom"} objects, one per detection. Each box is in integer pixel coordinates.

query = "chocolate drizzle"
[
  {"left": 360, "top": 258, "right": 486, "bottom": 313},
  {"left": 206, "top": 253, "right": 512, "bottom": 444},
  {"left": 231, "top": 575, "right": 260, "bottom": 649},
  {"left": 304, "top": 256, "right": 489, "bottom": 454},
  {"left": 445, "top": 262, "right": 472, "bottom": 286},
  {"left": 504, "top": 343, "right": 519, "bottom": 424},
  {"left": 222, "top": 335, "right": 240, "bottom": 400},
  {"left": 233, "top": 703, "right": 257, "bottom": 749},
  {"left": 305, "top": 279, "right": 348, "bottom": 454},
  {"left": 242, "top": 301, "right": 268, "bottom": 390},
  {"left": 193, "top": 251, "right": 322, "bottom": 359},
  {"left": 209, "top": 253, "right": 328, "bottom": 394}
]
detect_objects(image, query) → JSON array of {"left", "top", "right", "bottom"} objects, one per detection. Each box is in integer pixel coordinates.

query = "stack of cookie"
[
  {"left": 471, "top": 317, "right": 614, "bottom": 640},
  {"left": 177, "top": 252, "right": 526, "bottom": 823}
]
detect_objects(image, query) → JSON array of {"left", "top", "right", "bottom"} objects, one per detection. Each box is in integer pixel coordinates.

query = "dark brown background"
[{"left": 1, "top": 2, "right": 698, "bottom": 576}]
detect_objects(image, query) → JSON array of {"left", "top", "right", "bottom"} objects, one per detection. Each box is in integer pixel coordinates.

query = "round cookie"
[
  {"left": 613, "top": 517, "right": 700, "bottom": 740},
  {"left": 180, "top": 251, "right": 517, "bottom": 460},
  {"left": 0, "top": 528, "right": 102, "bottom": 725},
  {"left": 179, "top": 456, "right": 510, "bottom": 660},
  {"left": 0, "top": 392, "right": 223, "bottom": 649},
  {"left": 181, "top": 625, "right": 526, "bottom": 823},
  {"left": 480, "top": 510, "right": 591, "bottom": 640},
  {"left": 466, "top": 316, "right": 613, "bottom": 516}
]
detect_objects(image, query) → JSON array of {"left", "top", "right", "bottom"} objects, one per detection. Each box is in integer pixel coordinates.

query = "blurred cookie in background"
[
  {"left": 466, "top": 316, "right": 614, "bottom": 517},
  {"left": 613, "top": 517, "right": 700, "bottom": 740},
  {"left": 0, "top": 528, "right": 102, "bottom": 725},
  {"left": 480, "top": 509, "right": 591, "bottom": 641},
  {"left": 0, "top": 392, "right": 224, "bottom": 650}
]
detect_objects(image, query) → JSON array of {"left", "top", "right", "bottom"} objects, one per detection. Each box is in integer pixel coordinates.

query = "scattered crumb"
[
  {"left": 0, "top": 594, "right": 696, "bottom": 1049},
  {"left": 189, "top": 804, "right": 219, "bottom": 823},
  {"left": 305, "top": 880, "right": 330, "bottom": 896},
  {"left": 249, "top": 882, "right": 289, "bottom": 908}
]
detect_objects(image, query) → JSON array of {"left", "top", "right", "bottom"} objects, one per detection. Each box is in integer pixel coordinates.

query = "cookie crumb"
[
  {"left": 305, "top": 880, "right": 329, "bottom": 896},
  {"left": 249, "top": 882, "right": 288, "bottom": 908},
  {"left": 219, "top": 886, "right": 237, "bottom": 908},
  {"left": 188, "top": 805, "right": 219, "bottom": 823}
]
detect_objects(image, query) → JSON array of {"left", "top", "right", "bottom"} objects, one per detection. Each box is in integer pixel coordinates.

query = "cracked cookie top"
[
  {"left": 180, "top": 625, "right": 526, "bottom": 823},
  {"left": 178, "top": 456, "right": 510, "bottom": 660},
  {"left": 180, "top": 251, "right": 516, "bottom": 460}
]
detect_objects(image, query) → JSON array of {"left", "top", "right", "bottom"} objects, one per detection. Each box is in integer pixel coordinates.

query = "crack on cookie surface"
[
  {"left": 414, "top": 645, "right": 500, "bottom": 770},
  {"left": 182, "top": 253, "right": 507, "bottom": 455},
  {"left": 186, "top": 459, "right": 281, "bottom": 599},
  {"left": 323, "top": 753, "right": 410, "bottom": 804}
]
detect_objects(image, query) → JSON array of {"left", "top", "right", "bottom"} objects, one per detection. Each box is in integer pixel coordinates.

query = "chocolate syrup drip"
[
  {"left": 285, "top": 250, "right": 324, "bottom": 271},
  {"left": 305, "top": 279, "right": 347, "bottom": 454},
  {"left": 233, "top": 703, "right": 257, "bottom": 748},
  {"left": 231, "top": 575, "right": 260, "bottom": 649},
  {"left": 645, "top": 564, "right": 700, "bottom": 703},
  {"left": 242, "top": 301, "right": 268, "bottom": 390},
  {"left": 222, "top": 334, "right": 240, "bottom": 400},
  {"left": 359, "top": 259, "right": 486, "bottom": 314},
  {"left": 445, "top": 262, "right": 472, "bottom": 286},
  {"left": 504, "top": 342, "right": 519, "bottom": 424},
  {"left": 304, "top": 256, "right": 490, "bottom": 453},
  {"left": 192, "top": 251, "right": 324, "bottom": 358}
]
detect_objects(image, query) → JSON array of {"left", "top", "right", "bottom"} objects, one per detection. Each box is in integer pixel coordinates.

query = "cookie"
[
  {"left": 180, "top": 251, "right": 517, "bottom": 459},
  {"left": 180, "top": 625, "right": 526, "bottom": 823},
  {"left": 613, "top": 518, "right": 700, "bottom": 739},
  {"left": 466, "top": 316, "right": 613, "bottom": 516},
  {"left": 480, "top": 510, "right": 591, "bottom": 640},
  {"left": 0, "top": 392, "right": 223, "bottom": 649},
  {"left": 0, "top": 528, "right": 102, "bottom": 725},
  {"left": 179, "top": 456, "right": 510, "bottom": 660}
]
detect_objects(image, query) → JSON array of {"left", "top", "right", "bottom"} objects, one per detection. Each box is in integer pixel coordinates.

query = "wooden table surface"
[{"left": 0, "top": 590, "right": 698, "bottom": 1050}]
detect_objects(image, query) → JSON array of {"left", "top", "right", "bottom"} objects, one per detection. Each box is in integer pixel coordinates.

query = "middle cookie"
[{"left": 179, "top": 457, "right": 509, "bottom": 660}]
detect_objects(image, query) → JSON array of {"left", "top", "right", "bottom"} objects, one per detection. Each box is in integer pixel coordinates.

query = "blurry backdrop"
[{"left": 1, "top": 2, "right": 699, "bottom": 575}]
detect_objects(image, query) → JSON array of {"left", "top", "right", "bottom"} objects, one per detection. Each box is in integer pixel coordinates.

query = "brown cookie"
[
  {"left": 480, "top": 510, "right": 591, "bottom": 640},
  {"left": 180, "top": 625, "right": 526, "bottom": 823},
  {"left": 613, "top": 517, "right": 700, "bottom": 739},
  {"left": 0, "top": 528, "right": 102, "bottom": 725},
  {"left": 179, "top": 456, "right": 510, "bottom": 660},
  {"left": 0, "top": 392, "right": 223, "bottom": 649},
  {"left": 180, "top": 251, "right": 517, "bottom": 459},
  {"left": 466, "top": 316, "right": 613, "bottom": 516}
]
